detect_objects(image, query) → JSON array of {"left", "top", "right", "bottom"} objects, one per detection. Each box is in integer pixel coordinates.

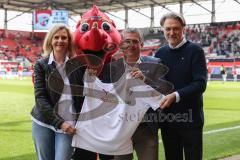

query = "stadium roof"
[{"left": 0, "top": 0, "right": 207, "bottom": 15}]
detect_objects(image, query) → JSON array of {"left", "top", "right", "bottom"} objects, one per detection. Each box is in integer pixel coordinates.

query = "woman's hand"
[{"left": 60, "top": 122, "right": 76, "bottom": 135}]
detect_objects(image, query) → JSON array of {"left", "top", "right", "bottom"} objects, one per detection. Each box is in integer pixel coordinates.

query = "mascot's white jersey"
[{"left": 72, "top": 70, "right": 164, "bottom": 155}]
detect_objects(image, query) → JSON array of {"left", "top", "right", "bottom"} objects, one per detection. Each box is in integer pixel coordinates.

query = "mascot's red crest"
[{"left": 74, "top": 5, "right": 121, "bottom": 64}]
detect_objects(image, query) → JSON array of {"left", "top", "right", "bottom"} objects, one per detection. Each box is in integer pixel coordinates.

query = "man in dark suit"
[
  {"left": 102, "top": 28, "right": 173, "bottom": 160},
  {"left": 154, "top": 13, "right": 207, "bottom": 160}
]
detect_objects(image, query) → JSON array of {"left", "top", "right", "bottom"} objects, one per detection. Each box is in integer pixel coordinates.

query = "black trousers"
[
  {"left": 161, "top": 127, "right": 203, "bottom": 160},
  {"left": 72, "top": 148, "right": 114, "bottom": 160}
]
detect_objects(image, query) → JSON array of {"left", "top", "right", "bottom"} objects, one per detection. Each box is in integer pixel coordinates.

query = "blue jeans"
[{"left": 32, "top": 121, "right": 73, "bottom": 160}]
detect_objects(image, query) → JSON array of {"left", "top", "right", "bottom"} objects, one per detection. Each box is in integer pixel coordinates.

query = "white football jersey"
[{"left": 72, "top": 70, "right": 164, "bottom": 155}]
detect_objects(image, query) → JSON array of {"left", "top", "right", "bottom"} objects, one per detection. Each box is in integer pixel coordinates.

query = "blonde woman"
[{"left": 31, "top": 24, "right": 85, "bottom": 160}]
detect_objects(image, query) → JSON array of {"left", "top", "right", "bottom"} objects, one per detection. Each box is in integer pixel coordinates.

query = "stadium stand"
[
  {"left": 0, "top": 20, "right": 240, "bottom": 80},
  {"left": 141, "top": 21, "right": 240, "bottom": 81},
  {"left": 0, "top": 29, "right": 44, "bottom": 62},
  {"left": 142, "top": 21, "right": 240, "bottom": 56},
  {"left": 0, "top": 29, "right": 45, "bottom": 79}
]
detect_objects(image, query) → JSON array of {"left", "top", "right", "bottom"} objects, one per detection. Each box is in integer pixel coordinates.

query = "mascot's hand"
[{"left": 87, "top": 69, "right": 98, "bottom": 76}]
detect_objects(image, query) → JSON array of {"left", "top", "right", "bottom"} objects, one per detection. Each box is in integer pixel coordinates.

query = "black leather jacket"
[{"left": 31, "top": 56, "right": 85, "bottom": 129}]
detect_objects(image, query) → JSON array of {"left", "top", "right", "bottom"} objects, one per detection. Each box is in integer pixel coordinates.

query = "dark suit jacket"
[{"left": 102, "top": 56, "right": 173, "bottom": 134}]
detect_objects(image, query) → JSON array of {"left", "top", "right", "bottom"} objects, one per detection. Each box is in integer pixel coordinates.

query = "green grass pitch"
[{"left": 0, "top": 79, "right": 240, "bottom": 160}]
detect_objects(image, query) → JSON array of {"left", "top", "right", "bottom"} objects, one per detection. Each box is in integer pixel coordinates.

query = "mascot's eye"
[
  {"left": 102, "top": 22, "right": 111, "bottom": 31},
  {"left": 80, "top": 23, "right": 89, "bottom": 32}
]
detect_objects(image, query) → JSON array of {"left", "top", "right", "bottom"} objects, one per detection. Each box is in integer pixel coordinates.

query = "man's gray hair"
[
  {"left": 121, "top": 28, "right": 144, "bottom": 43},
  {"left": 160, "top": 12, "right": 186, "bottom": 27}
]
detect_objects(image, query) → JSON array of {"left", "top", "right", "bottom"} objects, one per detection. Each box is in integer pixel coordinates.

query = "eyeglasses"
[
  {"left": 124, "top": 39, "right": 141, "bottom": 45},
  {"left": 120, "top": 39, "right": 141, "bottom": 50},
  {"left": 122, "top": 39, "right": 141, "bottom": 47}
]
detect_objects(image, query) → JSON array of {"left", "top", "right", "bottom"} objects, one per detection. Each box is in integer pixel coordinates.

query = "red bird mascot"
[
  {"left": 72, "top": 5, "right": 121, "bottom": 160},
  {"left": 73, "top": 5, "right": 121, "bottom": 75}
]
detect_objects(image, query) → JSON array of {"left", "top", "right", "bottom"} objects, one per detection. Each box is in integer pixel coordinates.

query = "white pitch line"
[
  {"left": 158, "top": 125, "right": 240, "bottom": 143},
  {"left": 204, "top": 125, "right": 240, "bottom": 135}
]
